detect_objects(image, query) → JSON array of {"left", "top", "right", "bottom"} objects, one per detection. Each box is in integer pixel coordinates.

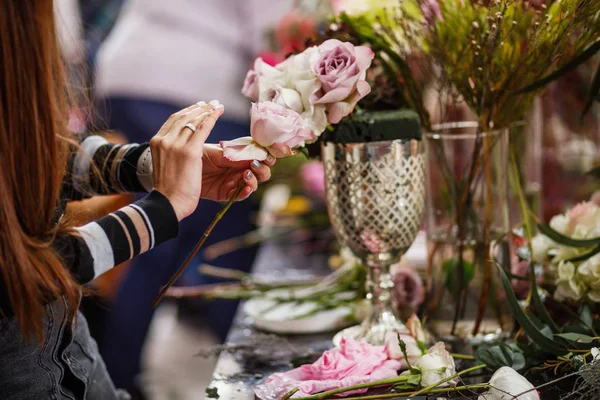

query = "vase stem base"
[{"left": 332, "top": 311, "right": 408, "bottom": 346}]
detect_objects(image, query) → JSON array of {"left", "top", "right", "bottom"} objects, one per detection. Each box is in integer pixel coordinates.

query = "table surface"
[{"left": 203, "top": 241, "right": 334, "bottom": 400}]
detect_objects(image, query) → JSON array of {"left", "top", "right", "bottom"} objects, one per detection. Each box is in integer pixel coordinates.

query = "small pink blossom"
[
  {"left": 254, "top": 338, "right": 401, "bottom": 400},
  {"left": 566, "top": 201, "right": 592, "bottom": 232},
  {"left": 300, "top": 161, "right": 325, "bottom": 199},
  {"left": 220, "top": 102, "right": 313, "bottom": 161},
  {"left": 310, "top": 39, "right": 374, "bottom": 124},
  {"left": 392, "top": 266, "right": 425, "bottom": 311},
  {"left": 405, "top": 314, "right": 427, "bottom": 344},
  {"left": 511, "top": 254, "right": 541, "bottom": 300},
  {"left": 421, "top": 0, "right": 442, "bottom": 24}
]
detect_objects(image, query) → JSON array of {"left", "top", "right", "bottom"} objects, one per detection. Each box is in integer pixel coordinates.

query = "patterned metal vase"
[{"left": 322, "top": 139, "right": 426, "bottom": 345}]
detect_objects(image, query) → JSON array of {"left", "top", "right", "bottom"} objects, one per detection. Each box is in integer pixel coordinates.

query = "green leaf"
[
  {"left": 567, "top": 245, "right": 600, "bottom": 263},
  {"left": 398, "top": 335, "right": 419, "bottom": 374},
  {"left": 297, "top": 146, "right": 310, "bottom": 159},
  {"left": 582, "top": 62, "right": 600, "bottom": 118},
  {"left": 537, "top": 223, "right": 600, "bottom": 248},
  {"left": 205, "top": 387, "right": 220, "bottom": 399},
  {"left": 497, "top": 263, "right": 568, "bottom": 355},
  {"left": 554, "top": 333, "right": 598, "bottom": 345},
  {"left": 529, "top": 263, "right": 560, "bottom": 333},
  {"left": 515, "top": 41, "right": 600, "bottom": 94},
  {"left": 443, "top": 258, "right": 474, "bottom": 297},
  {"left": 475, "top": 343, "right": 526, "bottom": 372}
]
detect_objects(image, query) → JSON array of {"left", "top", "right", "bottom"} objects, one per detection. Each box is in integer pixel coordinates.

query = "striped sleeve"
[
  {"left": 57, "top": 190, "right": 178, "bottom": 283},
  {"left": 66, "top": 134, "right": 154, "bottom": 199}
]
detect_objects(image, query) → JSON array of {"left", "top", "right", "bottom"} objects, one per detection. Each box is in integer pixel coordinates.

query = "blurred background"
[{"left": 53, "top": 0, "right": 599, "bottom": 399}]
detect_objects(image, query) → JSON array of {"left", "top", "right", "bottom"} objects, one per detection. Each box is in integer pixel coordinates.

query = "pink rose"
[
  {"left": 253, "top": 338, "right": 401, "bottom": 400},
  {"left": 385, "top": 332, "right": 424, "bottom": 370},
  {"left": 220, "top": 102, "right": 313, "bottom": 161},
  {"left": 310, "top": 39, "right": 374, "bottom": 124},
  {"left": 241, "top": 69, "right": 259, "bottom": 101},
  {"left": 511, "top": 254, "right": 542, "bottom": 300},
  {"left": 392, "top": 266, "right": 425, "bottom": 311}
]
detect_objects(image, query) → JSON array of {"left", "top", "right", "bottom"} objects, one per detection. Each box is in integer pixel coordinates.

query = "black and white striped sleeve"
[
  {"left": 66, "top": 134, "right": 154, "bottom": 199},
  {"left": 56, "top": 190, "right": 178, "bottom": 284}
]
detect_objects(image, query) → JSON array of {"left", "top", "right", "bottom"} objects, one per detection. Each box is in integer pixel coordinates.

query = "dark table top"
[{"left": 203, "top": 241, "right": 334, "bottom": 400}]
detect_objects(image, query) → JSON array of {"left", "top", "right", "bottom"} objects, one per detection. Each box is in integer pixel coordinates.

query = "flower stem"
[
  {"left": 281, "top": 387, "right": 299, "bottom": 400},
  {"left": 410, "top": 364, "right": 487, "bottom": 396},
  {"left": 153, "top": 182, "right": 246, "bottom": 307},
  {"left": 293, "top": 376, "right": 409, "bottom": 400},
  {"left": 451, "top": 353, "right": 476, "bottom": 360},
  {"left": 318, "top": 384, "right": 491, "bottom": 400}
]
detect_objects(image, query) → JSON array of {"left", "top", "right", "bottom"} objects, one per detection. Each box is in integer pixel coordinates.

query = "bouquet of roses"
[{"left": 220, "top": 39, "right": 375, "bottom": 162}]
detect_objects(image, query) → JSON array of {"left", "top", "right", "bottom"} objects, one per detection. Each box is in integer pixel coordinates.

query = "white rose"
[
  {"left": 577, "top": 254, "right": 600, "bottom": 290},
  {"left": 478, "top": 367, "right": 539, "bottom": 400},
  {"left": 257, "top": 47, "right": 327, "bottom": 139},
  {"left": 554, "top": 279, "right": 586, "bottom": 302},
  {"left": 549, "top": 214, "right": 570, "bottom": 235},
  {"left": 557, "top": 261, "right": 575, "bottom": 282},
  {"left": 531, "top": 234, "right": 553, "bottom": 262},
  {"left": 414, "top": 342, "right": 457, "bottom": 388}
]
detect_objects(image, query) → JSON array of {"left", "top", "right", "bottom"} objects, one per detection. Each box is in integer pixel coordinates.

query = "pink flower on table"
[
  {"left": 405, "top": 314, "right": 427, "bottom": 345},
  {"left": 300, "top": 161, "right": 325, "bottom": 199},
  {"left": 391, "top": 265, "right": 425, "bottom": 311},
  {"left": 241, "top": 68, "right": 260, "bottom": 101},
  {"left": 220, "top": 102, "right": 313, "bottom": 161},
  {"left": 385, "top": 332, "right": 424, "bottom": 370},
  {"left": 414, "top": 342, "right": 457, "bottom": 387},
  {"left": 310, "top": 39, "right": 374, "bottom": 124},
  {"left": 253, "top": 338, "right": 401, "bottom": 400}
]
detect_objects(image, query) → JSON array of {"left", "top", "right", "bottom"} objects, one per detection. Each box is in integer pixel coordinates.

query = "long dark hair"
[{"left": 0, "top": 0, "right": 80, "bottom": 341}]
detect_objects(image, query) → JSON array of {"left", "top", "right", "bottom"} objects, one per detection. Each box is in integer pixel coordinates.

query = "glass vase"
[{"left": 423, "top": 122, "right": 513, "bottom": 345}]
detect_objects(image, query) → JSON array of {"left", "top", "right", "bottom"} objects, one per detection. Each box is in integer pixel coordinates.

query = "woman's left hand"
[{"left": 201, "top": 144, "right": 275, "bottom": 202}]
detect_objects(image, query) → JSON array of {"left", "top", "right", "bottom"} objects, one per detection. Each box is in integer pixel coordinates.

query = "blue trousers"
[{"left": 98, "top": 97, "right": 256, "bottom": 391}]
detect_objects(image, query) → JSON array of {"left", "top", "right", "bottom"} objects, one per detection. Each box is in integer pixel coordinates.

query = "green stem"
[
  {"left": 293, "top": 376, "right": 409, "bottom": 400},
  {"left": 281, "top": 387, "right": 299, "bottom": 400},
  {"left": 410, "top": 364, "right": 487, "bottom": 396},
  {"left": 320, "top": 384, "right": 491, "bottom": 400},
  {"left": 153, "top": 182, "right": 246, "bottom": 307},
  {"left": 451, "top": 353, "right": 476, "bottom": 360}
]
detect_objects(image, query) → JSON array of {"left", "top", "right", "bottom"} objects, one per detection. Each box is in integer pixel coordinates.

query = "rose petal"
[{"left": 220, "top": 137, "right": 269, "bottom": 161}]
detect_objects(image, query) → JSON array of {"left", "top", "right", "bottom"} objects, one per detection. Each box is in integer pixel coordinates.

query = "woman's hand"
[
  {"left": 201, "top": 144, "right": 275, "bottom": 202},
  {"left": 150, "top": 101, "right": 225, "bottom": 221}
]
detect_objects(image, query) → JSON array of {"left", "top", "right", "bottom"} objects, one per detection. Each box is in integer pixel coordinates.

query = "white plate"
[{"left": 244, "top": 290, "right": 357, "bottom": 334}]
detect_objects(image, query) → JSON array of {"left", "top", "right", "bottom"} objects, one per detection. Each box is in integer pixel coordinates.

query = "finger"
[
  {"left": 155, "top": 101, "right": 205, "bottom": 138},
  {"left": 242, "top": 170, "right": 258, "bottom": 192},
  {"left": 250, "top": 160, "right": 271, "bottom": 183},
  {"left": 263, "top": 154, "right": 276, "bottom": 167},
  {"left": 173, "top": 110, "right": 212, "bottom": 143},
  {"left": 166, "top": 102, "right": 218, "bottom": 140},
  {"left": 189, "top": 106, "right": 225, "bottom": 146},
  {"left": 229, "top": 184, "right": 253, "bottom": 201}
]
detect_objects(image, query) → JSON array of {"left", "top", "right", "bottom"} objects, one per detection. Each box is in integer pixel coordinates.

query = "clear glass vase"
[{"left": 423, "top": 122, "right": 513, "bottom": 346}]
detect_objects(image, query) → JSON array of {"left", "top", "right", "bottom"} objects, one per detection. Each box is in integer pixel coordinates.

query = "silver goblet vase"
[{"left": 322, "top": 139, "right": 426, "bottom": 345}]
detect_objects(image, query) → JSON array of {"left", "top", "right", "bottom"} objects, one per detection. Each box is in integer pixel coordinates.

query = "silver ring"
[{"left": 184, "top": 123, "right": 196, "bottom": 133}]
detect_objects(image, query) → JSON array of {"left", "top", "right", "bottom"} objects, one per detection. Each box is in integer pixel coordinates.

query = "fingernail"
[
  {"left": 215, "top": 104, "right": 224, "bottom": 109},
  {"left": 251, "top": 160, "right": 261, "bottom": 169},
  {"left": 266, "top": 154, "right": 275, "bottom": 163},
  {"left": 196, "top": 101, "right": 206, "bottom": 106},
  {"left": 245, "top": 170, "right": 253, "bottom": 180},
  {"left": 209, "top": 100, "right": 220, "bottom": 107}
]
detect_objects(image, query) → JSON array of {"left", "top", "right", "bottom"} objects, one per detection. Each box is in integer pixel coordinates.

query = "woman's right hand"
[{"left": 150, "top": 101, "right": 224, "bottom": 221}]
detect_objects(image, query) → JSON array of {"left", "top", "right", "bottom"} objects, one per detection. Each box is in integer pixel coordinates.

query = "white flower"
[
  {"left": 554, "top": 279, "right": 586, "bottom": 302},
  {"left": 414, "top": 342, "right": 457, "bottom": 388},
  {"left": 257, "top": 47, "right": 327, "bottom": 139},
  {"left": 592, "top": 347, "right": 600, "bottom": 360},
  {"left": 478, "top": 367, "right": 539, "bottom": 400},
  {"left": 578, "top": 254, "right": 600, "bottom": 290},
  {"left": 549, "top": 214, "right": 570, "bottom": 235},
  {"left": 531, "top": 234, "right": 553, "bottom": 262},
  {"left": 557, "top": 261, "right": 575, "bottom": 282}
]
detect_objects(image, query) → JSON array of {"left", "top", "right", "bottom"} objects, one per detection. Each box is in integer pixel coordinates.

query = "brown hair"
[{"left": 0, "top": 0, "right": 80, "bottom": 341}]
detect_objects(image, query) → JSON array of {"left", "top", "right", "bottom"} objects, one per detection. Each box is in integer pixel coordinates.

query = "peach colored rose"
[
  {"left": 392, "top": 266, "right": 425, "bottom": 310},
  {"left": 385, "top": 332, "right": 424, "bottom": 370},
  {"left": 310, "top": 39, "right": 374, "bottom": 124}
]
